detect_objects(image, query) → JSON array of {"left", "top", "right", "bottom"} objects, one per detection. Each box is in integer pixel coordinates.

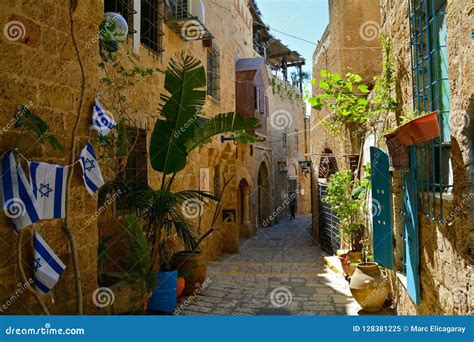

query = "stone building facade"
[
  {"left": 0, "top": 0, "right": 308, "bottom": 314},
  {"left": 311, "top": 0, "right": 473, "bottom": 315},
  {"left": 310, "top": 0, "right": 382, "bottom": 241}
]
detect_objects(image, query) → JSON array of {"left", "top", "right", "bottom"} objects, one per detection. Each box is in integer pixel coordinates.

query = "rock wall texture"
[
  {"left": 381, "top": 0, "right": 473, "bottom": 315},
  {"left": 0, "top": 0, "right": 307, "bottom": 314},
  {"left": 0, "top": 0, "right": 102, "bottom": 314},
  {"left": 310, "top": 0, "right": 382, "bottom": 242}
]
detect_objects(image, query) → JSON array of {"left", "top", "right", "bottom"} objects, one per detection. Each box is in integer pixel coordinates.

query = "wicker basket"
[{"left": 385, "top": 136, "right": 409, "bottom": 171}]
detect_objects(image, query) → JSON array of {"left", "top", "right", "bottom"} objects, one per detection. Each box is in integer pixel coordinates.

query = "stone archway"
[
  {"left": 257, "top": 162, "right": 271, "bottom": 228},
  {"left": 238, "top": 178, "right": 252, "bottom": 239}
]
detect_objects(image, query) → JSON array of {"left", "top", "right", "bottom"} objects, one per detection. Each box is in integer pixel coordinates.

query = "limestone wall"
[
  {"left": 381, "top": 0, "right": 473, "bottom": 316},
  {"left": 0, "top": 0, "right": 102, "bottom": 314}
]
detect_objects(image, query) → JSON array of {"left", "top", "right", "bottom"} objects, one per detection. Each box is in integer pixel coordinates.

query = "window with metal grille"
[
  {"left": 116, "top": 127, "right": 148, "bottom": 216},
  {"left": 104, "top": 0, "right": 135, "bottom": 36},
  {"left": 282, "top": 131, "right": 287, "bottom": 148},
  {"left": 207, "top": 48, "right": 220, "bottom": 100},
  {"left": 141, "top": 0, "right": 165, "bottom": 56},
  {"left": 408, "top": 0, "right": 452, "bottom": 223}
]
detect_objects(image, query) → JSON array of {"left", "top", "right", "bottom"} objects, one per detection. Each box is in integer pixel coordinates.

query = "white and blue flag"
[
  {"left": 79, "top": 144, "right": 105, "bottom": 195},
  {"left": 0, "top": 151, "right": 40, "bottom": 232},
  {"left": 33, "top": 231, "right": 66, "bottom": 295},
  {"left": 28, "top": 162, "right": 69, "bottom": 220},
  {"left": 91, "top": 99, "right": 116, "bottom": 136}
]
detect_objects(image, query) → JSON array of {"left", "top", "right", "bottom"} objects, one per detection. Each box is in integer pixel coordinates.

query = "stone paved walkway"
[{"left": 176, "top": 215, "right": 361, "bottom": 315}]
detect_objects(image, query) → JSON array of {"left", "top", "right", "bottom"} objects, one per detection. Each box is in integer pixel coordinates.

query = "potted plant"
[
  {"left": 383, "top": 110, "right": 440, "bottom": 170},
  {"left": 323, "top": 170, "right": 365, "bottom": 271},
  {"left": 125, "top": 55, "right": 261, "bottom": 313}
]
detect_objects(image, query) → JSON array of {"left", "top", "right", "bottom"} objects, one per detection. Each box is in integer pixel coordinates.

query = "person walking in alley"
[{"left": 289, "top": 192, "right": 297, "bottom": 219}]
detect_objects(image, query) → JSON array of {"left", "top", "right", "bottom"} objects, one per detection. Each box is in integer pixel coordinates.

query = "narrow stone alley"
[{"left": 177, "top": 215, "right": 361, "bottom": 315}]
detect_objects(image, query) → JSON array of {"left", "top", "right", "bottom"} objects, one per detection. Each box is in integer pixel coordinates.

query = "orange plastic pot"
[{"left": 384, "top": 111, "right": 440, "bottom": 146}]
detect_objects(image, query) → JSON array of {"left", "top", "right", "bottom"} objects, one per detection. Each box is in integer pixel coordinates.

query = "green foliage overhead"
[
  {"left": 150, "top": 55, "right": 262, "bottom": 174},
  {"left": 307, "top": 70, "right": 369, "bottom": 135}
]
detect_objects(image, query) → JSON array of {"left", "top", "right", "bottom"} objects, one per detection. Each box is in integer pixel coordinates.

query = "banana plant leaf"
[
  {"left": 150, "top": 55, "right": 206, "bottom": 174},
  {"left": 185, "top": 112, "right": 263, "bottom": 152},
  {"left": 150, "top": 55, "right": 262, "bottom": 175}
]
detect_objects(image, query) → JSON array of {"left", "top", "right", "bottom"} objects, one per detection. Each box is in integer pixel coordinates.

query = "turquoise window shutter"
[
  {"left": 403, "top": 146, "right": 421, "bottom": 304},
  {"left": 370, "top": 147, "right": 394, "bottom": 269}
]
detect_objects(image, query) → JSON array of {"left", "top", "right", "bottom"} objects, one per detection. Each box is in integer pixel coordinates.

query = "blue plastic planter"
[{"left": 147, "top": 270, "right": 178, "bottom": 313}]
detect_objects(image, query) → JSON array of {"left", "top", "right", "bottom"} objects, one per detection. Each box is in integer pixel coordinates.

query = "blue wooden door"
[
  {"left": 370, "top": 147, "right": 394, "bottom": 269},
  {"left": 403, "top": 146, "right": 420, "bottom": 304}
]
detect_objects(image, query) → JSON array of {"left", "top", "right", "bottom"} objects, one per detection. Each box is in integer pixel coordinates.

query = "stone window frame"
[{"left": 207, "top": 47, "right": 220, "bottom": 101}]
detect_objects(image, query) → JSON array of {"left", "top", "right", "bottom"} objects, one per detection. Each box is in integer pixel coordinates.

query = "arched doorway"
[
  {"left": 257, "top": 162, "right": 271, "bottom": 227},
  {"left": 238, "top": 178, "right": 252, "bottom": 238}
]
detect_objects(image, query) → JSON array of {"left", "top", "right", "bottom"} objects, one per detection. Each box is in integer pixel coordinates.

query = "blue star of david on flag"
[
  {"left": 84, "top": 158, "right": 95, "bottom": 172},
  {"left": 33, "top": 258, "right": 42, "bottom": 272},
  {"left": 38, "top": 183, "right": 53, "bottom": 198},
  {"left": 80, "top": 144, "right": 105, "bottom": 195},
  {"left": 33, "top": 231, "right": 66, "bottom": 295},
  {"left": 29, "top": 162, "right": 68, "bottom": 220}
]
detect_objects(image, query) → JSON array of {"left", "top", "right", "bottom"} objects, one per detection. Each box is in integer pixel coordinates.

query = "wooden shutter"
[
  {"left": 370, "top": 147, "right": 394, "bottom": 269},
  {"left": 403, "top": 146, "right": 421, "bottom": 304}
]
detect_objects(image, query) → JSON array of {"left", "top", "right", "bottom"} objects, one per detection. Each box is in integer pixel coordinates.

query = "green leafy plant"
[
  {"left": 129, "top": 54, "right": 261, "bottom": 271},
  {"left": 368, "top": 33, "right": 397, "bottom": 128},
  {"left": 307, "top": 70, "right": 369, "bottom": 135},
  {"left": 14, "top": 105, "right": 64, "bottom": 152},
  {"left": 122, "top": 216, "right": 156, "bottom": 292},
  {"left": 323, "top": 170, "right": 366, "bottom": 251}
]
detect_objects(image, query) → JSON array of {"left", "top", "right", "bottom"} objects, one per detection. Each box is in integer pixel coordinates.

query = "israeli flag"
[
  {"left": 91, "top": 99, "right": 116, "bottom": 136},
  {"left": 79, "top": 144, "right": 105, "bottom": 195},
  {"left": 0, "top": 151, "right": 40, "bottom": 232},
  {"left": 33, "top": 231, "right": 66, "bottom": 295},
  {"left": 29, "top": 162, "right": 68, "bottom": 220}
]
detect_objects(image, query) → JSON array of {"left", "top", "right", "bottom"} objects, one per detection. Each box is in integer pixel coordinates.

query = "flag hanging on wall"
[
  {"left": 28, "top": 162, "right": 69, "bottom": 219},
  {"left": 91, "top": 99, "right": 116, "bottom": 136},
  {"left": 0, "top": 151, "right": 40, "bottom": 232},
  {"left": 79, "top": 144, "right": 105, "bottom": 195},
  {"left": 33, "top": 231, "right": 66, "bottom": 295}
]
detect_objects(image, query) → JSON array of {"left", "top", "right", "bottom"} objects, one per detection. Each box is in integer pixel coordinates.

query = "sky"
[{"left": 257, "top": 0, "right": 329, "bottom": 77}]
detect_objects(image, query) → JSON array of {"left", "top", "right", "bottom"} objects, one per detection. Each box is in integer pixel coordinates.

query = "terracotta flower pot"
[
  {"left": 172, "top": 251, "right": 207, "bottom": 296},
  {"left": 384, "top": 111, "right": 440, "bottom": 147},
  {"left": 349, "top": 262, "right": 390, "bottom": 312},
  {"left": 338, "top": 253, "right": 350, "bottom": 277}
]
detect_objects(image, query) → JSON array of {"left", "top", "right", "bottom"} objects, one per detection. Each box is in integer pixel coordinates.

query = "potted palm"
[{"left": 126, "top": 55, "right": 261, "bottom": 313}]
